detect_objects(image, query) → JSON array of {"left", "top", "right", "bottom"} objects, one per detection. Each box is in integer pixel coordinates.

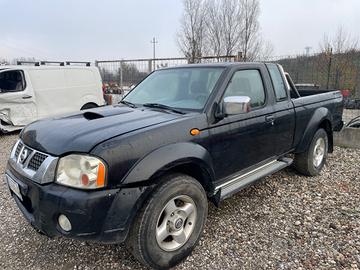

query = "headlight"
[{"left": 56, "top": 154, "right": 106, "bottom": 189}]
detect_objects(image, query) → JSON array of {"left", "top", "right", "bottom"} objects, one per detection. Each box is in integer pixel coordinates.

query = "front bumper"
[{"left": 5, "top": 163, "right": 151, "bottom": 243}]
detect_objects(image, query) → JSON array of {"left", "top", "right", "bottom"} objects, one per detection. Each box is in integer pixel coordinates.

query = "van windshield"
[
  {"left": 123, "top": 67, "right": 225, "bottom": 111},
  {"left": 0, "top": 70, "right": 25, "bottom": 93}
]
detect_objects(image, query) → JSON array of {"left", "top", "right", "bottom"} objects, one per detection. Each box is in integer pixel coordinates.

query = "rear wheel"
[
  {"left": 126, "top": 173, "right": 208, "bottom": 269},
  {"left": 294, "top": 128, "right": 328, "bottom": 176}
]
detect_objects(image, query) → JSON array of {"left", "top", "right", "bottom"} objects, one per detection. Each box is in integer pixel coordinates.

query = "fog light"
[{"left": 58, "top": 214, "right": 72, "bottom": 232}]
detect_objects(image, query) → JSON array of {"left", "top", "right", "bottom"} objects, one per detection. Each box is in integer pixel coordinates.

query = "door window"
[
  {"left": 0, "top": 70, "right": 26, "bottom": 93},
  {"left": 223, "top": 70, "right": 266, "bottom": 108}
]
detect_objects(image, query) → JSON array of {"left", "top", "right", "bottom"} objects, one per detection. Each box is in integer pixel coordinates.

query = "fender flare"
[
  {"left": 122, "top": 142, "right": 215, "bottom": 186},
  {"left": 295, "top": 107, "right": 332, "bottom": 153}
]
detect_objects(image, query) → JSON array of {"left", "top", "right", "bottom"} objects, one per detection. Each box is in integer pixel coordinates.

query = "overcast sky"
[{"left": 0, "top": 0, "right": 359, "bottom": 61}]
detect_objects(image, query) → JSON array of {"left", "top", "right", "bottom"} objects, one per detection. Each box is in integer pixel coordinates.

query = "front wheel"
[
  {"left": 126, "top": 174, "right": 208, "bottom": 269},
  {"left": 294, "top": 128, "right": 329, "bottom": 176}
]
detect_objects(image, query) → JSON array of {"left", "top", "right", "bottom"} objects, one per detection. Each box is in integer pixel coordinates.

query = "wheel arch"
[
  {"left": 319, "top": 119, "right": 333, "bottom": 153},
  {"left": 295, "top": 107, "right": 333, "bottom": 153},
  {"left": 81, "top": 102, "right": 98, "bottom": 110},
  {"left": 148, "top": 159, "right": 215, "bottom": 194},
  {"left": 79, "top": 93, "right": 104, "bottom": 110},
  {"left": 122, "top": 142, "right": 216, "bottom": 193}
]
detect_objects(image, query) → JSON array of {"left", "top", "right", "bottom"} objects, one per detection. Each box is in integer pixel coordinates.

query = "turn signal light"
[{"left": 190, "top": 128, "right": 201, "bottom": 136}]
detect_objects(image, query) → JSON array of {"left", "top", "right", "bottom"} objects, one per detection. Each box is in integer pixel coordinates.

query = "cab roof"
[{"left": 162, "top": 62, "right": 268, "bottom": 70}]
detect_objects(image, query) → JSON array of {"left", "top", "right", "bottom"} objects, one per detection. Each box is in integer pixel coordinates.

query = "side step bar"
[{"left": 215, "top": 157, "right": 293, "bottom": 202}]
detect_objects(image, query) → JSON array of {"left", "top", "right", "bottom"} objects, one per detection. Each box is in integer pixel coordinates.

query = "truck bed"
[
  {"left": 294, "top": 89, "right": 343, "bottom": 104},
  {"left": 290, "top": 89, "right": 344, "bottom": 151},
  {"left": 297, "top": 89, "right": 339, "bottom": 97}
]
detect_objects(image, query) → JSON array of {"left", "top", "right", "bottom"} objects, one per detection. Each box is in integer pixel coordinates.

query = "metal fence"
[
  {"left": 2, "top": 51, "right": 360, "bottom": 98},
  {"left": 96, "top": 52, "right": 360, "bottom": 98},
  {"left": 95, "top": 55, "right": 237, "bottom": 94},
  {"left": 267, "top": 52, "right": 360, "bottom": 98}
]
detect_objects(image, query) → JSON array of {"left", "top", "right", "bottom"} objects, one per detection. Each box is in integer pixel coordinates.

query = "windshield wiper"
[
  {"left": 119, "top": 100, "right": 137, "bottom": 108},
  {"left": 142, "top": 103, "right": 186, "bottom": 114}
]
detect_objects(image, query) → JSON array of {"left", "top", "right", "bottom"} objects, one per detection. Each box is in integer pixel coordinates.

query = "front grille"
[
  {"left": 11, "top": 140, "right": 57, "bottom": 184},
  {"left": 24, "top": 149, "right": 33, "bottom": 162},
  {"left": 15, "top": 142, "right": 23, "bottom": 158},
  {"left": 28, "top": 152, "right": 48, "bottom": 171}
]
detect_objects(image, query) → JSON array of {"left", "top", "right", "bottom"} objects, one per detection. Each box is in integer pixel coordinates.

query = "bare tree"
[
  {"left": 320, "top": 26, "right": 358, "bottom": 54},
  {"left": 177, "top": 0, "right": 273, "bottom": 61},
  {"left": 177, "top": 0, "right": 207, "bottom": 63},
  {"left": 239, "top": 0, "right": 261, "bottom": 61},
  {"left": 256, "top": 39, "right": 274, "bottom": 61},
  {"left": 204, "top": 0, "right": 223, "bottom": 57},
  {"left": 205, "top": 0, "right": 244, "bottom": 57},
  {"left": 219, "top": 0, "right": 243, "bottom": 56},
  {"left": 319, "top": 26, "right": 359, "bottom": 90}
]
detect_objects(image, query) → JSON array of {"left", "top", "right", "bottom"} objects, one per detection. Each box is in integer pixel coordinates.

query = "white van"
[{"left": 0, "top": 65, "right": 105, "bottom": 132}]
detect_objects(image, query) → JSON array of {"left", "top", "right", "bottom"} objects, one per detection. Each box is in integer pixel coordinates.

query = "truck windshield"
[{"left": 123, "top": 67, "right": 225, "bottom": 110}]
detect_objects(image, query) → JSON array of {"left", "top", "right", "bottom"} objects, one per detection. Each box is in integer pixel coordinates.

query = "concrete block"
[{"left": 334, "top": 128, "right": 360, "bottom": 149}]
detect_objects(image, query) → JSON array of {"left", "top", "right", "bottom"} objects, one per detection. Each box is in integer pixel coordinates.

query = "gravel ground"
[{"left": 0, "top": 133, "right": 359, "bottom": 270}]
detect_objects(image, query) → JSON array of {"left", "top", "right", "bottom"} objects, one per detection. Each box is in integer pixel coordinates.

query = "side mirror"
[{"left": 223, "top": 96, "right": 251, "bottom": 115}]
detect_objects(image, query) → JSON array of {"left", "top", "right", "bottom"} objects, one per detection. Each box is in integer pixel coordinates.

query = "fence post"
[
  {"left": 356, "top": 62, "right": 360, "bottom": 98},
  {"left": 236, "top": 52, "right": 243, "bottom": 62},
  {"left": 94, "top": 60, "right": 98, "bottom": 67},
  {"left": 120, "top": 60, "right": 123, "bottom": 91},
  {"left": 148, "top": 60, "right": 152, "bottom": 73},
  {"left": 326, "top": 48, "right": 333, "bottom": 89}
]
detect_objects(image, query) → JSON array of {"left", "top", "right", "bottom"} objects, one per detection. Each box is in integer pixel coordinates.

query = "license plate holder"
[{"left": 6, "top": 175, "right": 23, "bottom": 201}]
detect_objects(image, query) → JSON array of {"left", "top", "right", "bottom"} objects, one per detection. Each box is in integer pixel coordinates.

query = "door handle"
[
  {"left": 22, "top": 95, "right": 32, "bottom": 99},
  {"left": 265, "top": 115, "right": 275, "bottom": 125}
]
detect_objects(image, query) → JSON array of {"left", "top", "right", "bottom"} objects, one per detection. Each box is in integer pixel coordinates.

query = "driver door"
[{"left": 208, "top": 68, "right": 277, "bottom": 181}]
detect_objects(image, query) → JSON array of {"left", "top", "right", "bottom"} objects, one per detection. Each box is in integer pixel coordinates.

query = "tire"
[
  {"left": 80, "top": 103, "right": 98, "bottom": 110},
  {"left": 294, "top": 128, "right": 328, "bottom": 176},
  {"left": 126, "top": 173, "right": 208, "bottom": 269}
]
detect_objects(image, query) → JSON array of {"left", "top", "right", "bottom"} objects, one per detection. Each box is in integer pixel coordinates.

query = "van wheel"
[
  {"left": 294, "top": 128, "right": 328, "bottom": 176},
  {"left": 126, "top": 173, "right": 208, "bottom": 269},
  {"left": 81, "top": 103, "right": 98, "bottom": 110}
]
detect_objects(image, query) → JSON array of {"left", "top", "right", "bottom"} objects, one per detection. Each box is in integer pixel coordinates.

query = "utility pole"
[
  {"left": 150, "top": 37, "right": 158, "bottom": 71},
  {"left": 305, "top": 46, "right": 312, "bottom": 56}
]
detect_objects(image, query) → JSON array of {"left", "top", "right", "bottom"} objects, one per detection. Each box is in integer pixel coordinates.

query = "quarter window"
[
  {"left": 267, "top": 64, "right": 288, "bottom": 101},
  {"left": 223, "top": 70, "right": 266, "bottom": 108}
]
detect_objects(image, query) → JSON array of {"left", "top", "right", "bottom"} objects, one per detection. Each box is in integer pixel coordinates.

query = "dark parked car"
[{"left": 5, "top": 63, "right": 343, "bottom": 269}]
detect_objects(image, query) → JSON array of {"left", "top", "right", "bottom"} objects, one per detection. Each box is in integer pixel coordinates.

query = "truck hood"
[{"left": 21, "top": 105, "right": 182, "bottom": 156}]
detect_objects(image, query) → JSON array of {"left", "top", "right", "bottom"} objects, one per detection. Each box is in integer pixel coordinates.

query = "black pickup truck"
[{"left": 5, "top": 63, "right": 343, "bottom": 269}]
